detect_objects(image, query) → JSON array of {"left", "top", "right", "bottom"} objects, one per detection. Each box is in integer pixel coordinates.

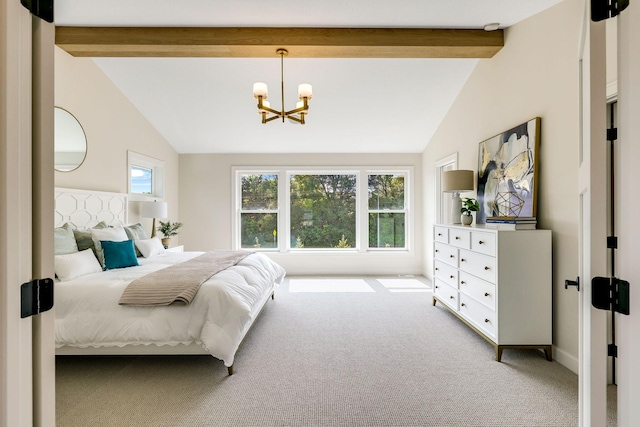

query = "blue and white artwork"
[{"left": 477, "top": 118, "right": 540, "bottom": 223}]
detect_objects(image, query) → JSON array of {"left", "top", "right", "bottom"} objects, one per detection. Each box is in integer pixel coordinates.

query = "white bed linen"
[{"left": 55, "top": 251, "right": 285, "bottom": 367}]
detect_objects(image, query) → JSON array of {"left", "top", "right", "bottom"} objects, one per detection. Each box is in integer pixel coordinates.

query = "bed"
[{"left": 53, "top": 188, "right": 285, "bottom": 375}]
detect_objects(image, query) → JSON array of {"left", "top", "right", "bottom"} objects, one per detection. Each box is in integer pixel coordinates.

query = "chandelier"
[{"left": 252, "top": 49, "right": 313, "bottom": 125}]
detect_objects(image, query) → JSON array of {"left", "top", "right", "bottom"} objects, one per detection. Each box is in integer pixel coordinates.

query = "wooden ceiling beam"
[{"left": 55, "top": 26, "right": 503, "bottom": 58}]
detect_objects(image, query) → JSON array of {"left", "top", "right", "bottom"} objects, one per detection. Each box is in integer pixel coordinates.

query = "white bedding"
[{"left": 55, "top": 251, "right": 285, "bottom": 367}]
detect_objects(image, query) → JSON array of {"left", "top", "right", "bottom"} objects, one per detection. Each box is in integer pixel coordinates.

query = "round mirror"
[{"left": 55, "top": 107, "right": 87, "bottom": 172}]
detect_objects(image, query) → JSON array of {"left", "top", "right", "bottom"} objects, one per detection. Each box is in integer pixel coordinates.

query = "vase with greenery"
[
  {"left": 460, "top": 198, "right": 479, "bottom": 225},
  {"left": 157, "top": 220, "right": 183, "bottom": 247}
]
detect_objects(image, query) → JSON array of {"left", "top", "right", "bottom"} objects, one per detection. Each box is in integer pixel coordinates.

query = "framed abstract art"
[{"left": 476, "top": 117, "right": 541, "bottom": 223}]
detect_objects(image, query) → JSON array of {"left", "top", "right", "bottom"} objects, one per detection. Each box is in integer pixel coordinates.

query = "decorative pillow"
[
  {"left": 101, "top": 240, "right": 139, "bottom": 270},
  {"left": 124, "top": 223, "right": 149, "bottom": 257},
  {"left": 73, "top": 221, "right": 107, "bottom": 257},
  {"left": 54, "top": 223, "right": 78, "bottom": 255},
  {"left": 90, "top": 225, "right": 129, "bottom": 267},
  {"left": 135, "top": 237, "right": 166, "bottom": 258},
  {"left": 54, "top": 248, "right": 103, "bottom": 281}
]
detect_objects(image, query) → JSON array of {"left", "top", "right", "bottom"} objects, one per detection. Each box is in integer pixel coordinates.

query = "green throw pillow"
[
  {"left": 73, "top": 221, "right": 107, "bottom": 258},
  {"left": 54, "top": 223, "right": 78, "bottom": 255},
  {"left": 124, "top": 223, "right": 149, "bottom": 257}
]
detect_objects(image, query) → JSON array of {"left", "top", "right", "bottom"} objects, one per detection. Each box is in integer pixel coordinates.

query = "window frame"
[
  {"left": 233, "top": 166, "right": 412, "bottom": 254},
  {"left": 127, "top": 151, "right": 165, "bottom": 200},
  {"left": 366, "top": 171, "right": 409, "bottom": 251}
]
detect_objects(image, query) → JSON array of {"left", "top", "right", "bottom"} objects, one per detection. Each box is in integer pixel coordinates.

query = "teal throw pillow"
[{"left": 100, "top": 239, "right": 139, "bottom": 270}]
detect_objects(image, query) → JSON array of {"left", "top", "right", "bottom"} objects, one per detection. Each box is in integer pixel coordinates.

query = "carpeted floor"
[{"left": 56, "top": 276, "right": 581, "bottom": 426}]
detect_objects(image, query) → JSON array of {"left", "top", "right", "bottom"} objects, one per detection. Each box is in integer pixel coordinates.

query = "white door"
[
  {"left": 615, "top": 5, "right": 640, "bottom": 425},
  {"left": 0, "top": 1, "right": 55, "bottom": 426},
  {"left": 577, "top": 3, "right": 608, "bottom": 426}
]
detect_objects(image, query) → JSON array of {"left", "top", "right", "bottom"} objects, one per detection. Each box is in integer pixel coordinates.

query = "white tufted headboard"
[{"left": 54, "top": 187, "right": 128, "bottom": 229}]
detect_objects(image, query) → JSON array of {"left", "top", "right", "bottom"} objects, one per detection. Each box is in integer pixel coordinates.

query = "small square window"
[{"left": 130, "top": 165, "right": 153, "bottom": 195}]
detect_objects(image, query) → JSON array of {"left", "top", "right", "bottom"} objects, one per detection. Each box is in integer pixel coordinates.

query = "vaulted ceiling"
[{"left": 55, "top": 0, "right": 564, "bottom": 154}]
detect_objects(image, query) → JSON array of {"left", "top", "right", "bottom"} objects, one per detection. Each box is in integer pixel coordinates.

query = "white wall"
[
  {"left": 179, "top": 153, "right": 423, "bottom": 275},
  {"left": 422, "top": 0, "right": 582, "bottom": 371},
  {"left": 54, "top": 47, "right": 180, "bottom": 237}
]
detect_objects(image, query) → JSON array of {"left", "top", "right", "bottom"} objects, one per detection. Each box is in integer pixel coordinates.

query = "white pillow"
[
  {"left": 55, "top": 249, "right": 103, "bottom": 281},
  {"left": 90, "top": 225, "right": 129, "bottom": 266},
  {"left": 135, "top": 237, "right": 166, "bottom": 258}
]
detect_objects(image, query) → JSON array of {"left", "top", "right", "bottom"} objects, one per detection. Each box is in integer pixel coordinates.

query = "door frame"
[{"left": 577, "top": 2, "right": 608, "bottom": 425}]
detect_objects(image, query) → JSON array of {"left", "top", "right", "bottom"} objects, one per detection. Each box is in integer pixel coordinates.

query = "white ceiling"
[{"left": 55, "top": 0, "right": 564, "bottom": 154}]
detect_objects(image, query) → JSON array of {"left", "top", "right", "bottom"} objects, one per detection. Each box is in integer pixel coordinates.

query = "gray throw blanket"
[{"left": 118, "top": 250, "right": 253, "bottom": 306}]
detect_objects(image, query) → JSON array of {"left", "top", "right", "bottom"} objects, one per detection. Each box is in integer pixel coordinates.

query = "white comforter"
[{"left": 55, "top": 251, "right": 285, "bottom": 367}]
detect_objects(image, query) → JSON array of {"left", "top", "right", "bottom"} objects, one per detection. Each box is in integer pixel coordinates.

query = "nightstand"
[{"left": 165, "top": 245, "right": 184, "bottom": 253}]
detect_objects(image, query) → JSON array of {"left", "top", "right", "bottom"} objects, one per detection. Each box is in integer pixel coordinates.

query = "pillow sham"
[
  {"left": 101, "top": 240, "right": 139, "bottom": 270},
  {"left": 90, "top": 225, "right": 129, "bottom": 267},
  {"left": 124, "top": 223, "right": 149, "bottom": 257},
  {"left": 135, "top": 237, "right": 166, "bottom": 258},
  {"left": 73, "top": 221, "right": 107, "bottom": 257},
  {"left": 54, "top": 248, "right": 103, "bottom": 281},
  {"left": 54, "top": 223, "right": 78, "bottom": 255}
]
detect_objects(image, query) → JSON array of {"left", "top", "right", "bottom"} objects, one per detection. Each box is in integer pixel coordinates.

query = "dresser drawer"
[
  {"left": 471, "top": 231, "right": 496, "bottom": 256},
  {"left": 449, "top": 228, "right": 471, "bottom": 249},
  {"left": 434, "top": 260, "right": 458, "bottom": 289},
  {"left": 434, "top": 226, "right": 449, "bottom": 243},
  {"left": 458, "top": 249, "right": 496, "bottom": 283},
  {"left": 460, "top": 294, "right": 496, "bottom": 340},
  {"left": 434, "top": 279, "right": 459, "bottom": 311},
  {"left": 434, "top": 242, "right": 458, "bottom": 267},
  {"left": 459, "top": 271, "right": 496, "bottom": 310}
]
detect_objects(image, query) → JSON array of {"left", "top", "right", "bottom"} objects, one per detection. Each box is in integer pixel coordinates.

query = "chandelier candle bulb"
[
  {"left": 298, "top": 84, "right": 313, "bottom": 100},
  {"left": 253, "top": 82, "right": 268, "bottom": 99}
]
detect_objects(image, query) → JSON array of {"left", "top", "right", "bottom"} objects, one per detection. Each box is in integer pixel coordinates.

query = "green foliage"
[
  {"left": 460, "top": 198, "right": 480, "bottom": 216},
  {"left": 157, "top": 220, "right": 183, "bottom": 237}
]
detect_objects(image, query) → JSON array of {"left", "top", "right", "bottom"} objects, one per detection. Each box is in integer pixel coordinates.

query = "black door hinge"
[
  {"left": 592, "top": 276, "right": 630, "bottom": 315},
  {"left": 592, "top": 0, "right": 630, "bottom": 21},
  {"left": 607, "top": 128, "right": 618, "bottom": 142},
  {"left": 21, "top": 278, "right": 54, "bottom": 318},
  {"left": 607, "top": 236, "right": 618, "bottom": 249},
  {"left": 20, "top": 0, "right": 54, "bottom": 23},
  {"left": 608, "top": 344, "right": 618, "bottom": 357}
]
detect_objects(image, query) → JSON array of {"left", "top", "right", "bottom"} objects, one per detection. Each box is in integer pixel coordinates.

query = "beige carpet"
[{"left": 56, "top": 276, "right": 580, "bottom": 426}]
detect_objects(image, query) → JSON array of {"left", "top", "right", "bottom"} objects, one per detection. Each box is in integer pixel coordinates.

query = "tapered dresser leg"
[{"left": 227, "top": 365, "right": 234, "bottom": 376}]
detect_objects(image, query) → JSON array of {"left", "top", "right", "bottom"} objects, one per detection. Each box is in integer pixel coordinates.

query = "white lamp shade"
[
  {"left": 253, "top": 82, "right": 268, "bottom": 99},
  {"left": 298, "top": 83, "right": 313, "bottom": 100},
  {"left": 140, "top": 201, "right": 168, "bottom": 219},
  {"left": 442, "top": 170, "right": 475, "bottom": 193}
]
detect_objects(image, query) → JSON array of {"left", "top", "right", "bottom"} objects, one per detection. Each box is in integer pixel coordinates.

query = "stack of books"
[{"left": 484, "top": 216, "right": 537, "bottom": 230}]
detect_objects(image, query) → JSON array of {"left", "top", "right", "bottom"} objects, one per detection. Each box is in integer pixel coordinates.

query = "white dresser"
[{"left": 432, "top": 224, "right": 552, "bottom": 361}]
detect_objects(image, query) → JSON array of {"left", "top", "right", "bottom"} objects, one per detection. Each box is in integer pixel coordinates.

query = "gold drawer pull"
[
  {"left": 435, "top": 249, "right": 439, "bottom": 253},
  {"left": 449, "top": 296, "right": 455, "bottom": 300},
  {"left": 438, "top": 233, "right": 442, "bottom": 236},
  {"left": 455, "top": 236, "right": 460, "bottom": 240},
  {"left": 484, "top": 266, "right": 490, "bottom": 270},
  {"left": 435, "top": 267, "right": 439, "bottom": 271},
  {"left": 461, "top": 258, "right": 465, "bottom": 262},
  {"left": 450, "top": 254, "right": 455, "bottom": 258},
  {"left": 484, "top": 292, "right": 490, "bottom": 297},
  {"left": 461, "top": 303, "right": 466, "bottom": 307},
  {"left": 435, "top": 285, "right": 439, "bottom": 289},
  {"left": 484, "top": 319, "right": 490, "bottom": 323},
  {"left": 460, "top": 281, "right": 466, "bottom": 284},
  {"left": 479, "top": 240, "right": 484, "bottom": 244},
  {"left": 450, "top": 275, "right": 455, "bottom": 279}
]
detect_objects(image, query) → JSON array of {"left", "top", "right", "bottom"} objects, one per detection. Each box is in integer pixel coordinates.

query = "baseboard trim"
[{"left": 553, "top": 345, "right": 579, "bottom": 374}]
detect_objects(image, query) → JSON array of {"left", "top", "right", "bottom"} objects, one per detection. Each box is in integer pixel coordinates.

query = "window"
[
  {"left": 290, "top": 173, "right": 357, "bottom": 249},
  {"left": 239, "top": 173, "right": 278, "bottom": 249},
  {"left": 234, "top": 167, "right": 411, "bottom": 253},
  {"left": 368, "top": 174, "right": 406, "bottom": 249},
  {"left": 128, "top": 151, "right": 164, "bottom": 198}
]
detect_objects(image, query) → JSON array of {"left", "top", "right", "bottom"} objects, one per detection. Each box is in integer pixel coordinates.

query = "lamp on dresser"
[
  {"left": 140, "top": 200, "right": 168, "bottom": 238},
  {"left": 442, "top": 170, "right": 475, "bottom": 224}
]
